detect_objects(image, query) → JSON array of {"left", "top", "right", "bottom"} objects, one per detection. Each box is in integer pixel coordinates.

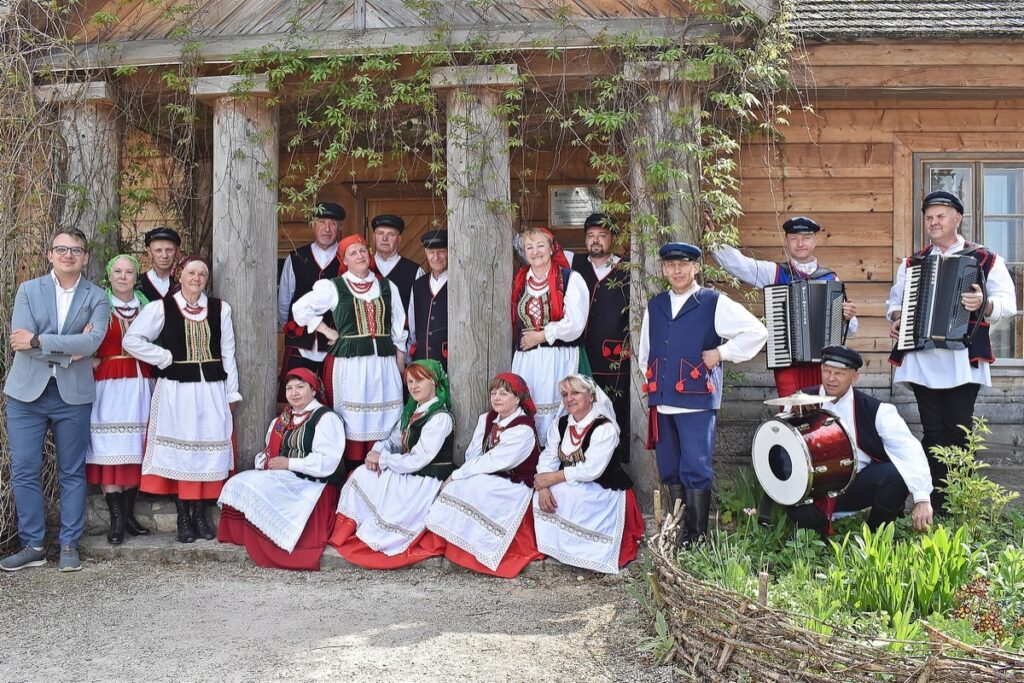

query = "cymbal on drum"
[{"left": 762, "top": 394, "right": 831, "bottom": 408}]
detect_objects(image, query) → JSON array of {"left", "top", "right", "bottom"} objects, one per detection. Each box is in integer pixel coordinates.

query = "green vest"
[
  {"left": 280, "top": 406, "right": 347, "bottom": 485},
  {"left": 328, "top": 277, "right": 396, "bottom": 358},
  {"left": 405, "top": 410, "right": 455, "bottom": 480}
]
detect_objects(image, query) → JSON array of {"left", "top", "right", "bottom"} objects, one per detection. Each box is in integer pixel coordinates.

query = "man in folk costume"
[
  {"left": 887, "top": 190, "right": 1017, "bottom": 512},
  {"left": 277, "top": 201, "right": 345, "bottom": 404},
  {"left": 511, "top": 227, "right": 590, "bottom": 445},
  {"left": 137, "top": 226, "right": 181, "bottom": 302},
  {"left": 711, "top": 215, "right": 858, "bottom": 396},
  {"left": 408, "top": 229, "right": 449, "bottom": 370},
  {"left": 292, "top": 234, "right": 407, "bottom": 471},
  {"left": 371, "top": 214, "right": 424, "bottom": 317},
  {"left": 570, "top": 213, "right": 632, "bottom": 463},
  {"left": 218, "top": 368, "right": 347, "bottom": 571},
  {"left": 639, "top": 243, "right": 767, "bottom": 547},
  {"left": 787, "top": 345, "right": 933, "bottom": 537}
]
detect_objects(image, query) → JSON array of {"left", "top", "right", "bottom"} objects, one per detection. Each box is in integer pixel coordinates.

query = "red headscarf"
[
  {"left": 495, "top": 372, "right": 537, "bottom": 416},
  {"left": 336, "top": 234, "right": 383, "bottom": 278},
  {"left": 511, "top": 228, "right": 571, "bottom": 327},
  {"left": 283, "top": 367, "right": 322, "bottom": 394}
]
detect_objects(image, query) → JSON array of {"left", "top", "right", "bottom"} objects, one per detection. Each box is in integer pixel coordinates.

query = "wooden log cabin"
[{"left": 25, "top": 0, "right": 1024, "bottom": 504}]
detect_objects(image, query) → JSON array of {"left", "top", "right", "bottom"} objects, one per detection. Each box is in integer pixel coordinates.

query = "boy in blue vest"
[
  {"left": 638, "top": 242, "right": 768, "bottom": 547},
  {"left": 788, "top": 345, "right": 934, "bottom": 537}
]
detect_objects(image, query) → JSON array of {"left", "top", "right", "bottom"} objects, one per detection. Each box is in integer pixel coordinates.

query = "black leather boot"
[
  {"left": 104, "top": 492, "right": 125, "bottom": 545},
  {"left": 175, "top": 498, "right": 196, "bottom": 544},
  {"left": 191, "top": 500, "right": 216, "bottom": 540},
  {"left": 681, "top": 489, "right": 712, "bottom": 548},
  {"left": 123, "top": 487, "right": 151, "bottom": 536},
  {"left": 666, "top": 484, "right": 686, "bottom": 517}
]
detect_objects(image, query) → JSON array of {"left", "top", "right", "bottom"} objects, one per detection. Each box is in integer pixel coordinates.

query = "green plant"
[{"left": 932, "top": 417, "right": 1020, "bottom": 535}]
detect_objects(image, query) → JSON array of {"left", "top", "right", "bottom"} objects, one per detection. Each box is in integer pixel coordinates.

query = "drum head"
[{"left": 751, "top": 419, "right": 811, "bottom": 506}]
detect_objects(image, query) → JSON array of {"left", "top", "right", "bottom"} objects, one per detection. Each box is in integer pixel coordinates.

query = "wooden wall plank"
[
  {"left": 797, "top": 66, "right": 1024, "bottom": 90},
  {"left": 739, "top": 142, "right": 893, "bottom": 179},
  {"left": 740, "top": 177, "right": 893, "bottom": 213},
  {"left": 736, "top": 212, "right": 893, "bottom": 247},
  {"left": 804, "top": 42, "right": 1024, "bottom": 67}
]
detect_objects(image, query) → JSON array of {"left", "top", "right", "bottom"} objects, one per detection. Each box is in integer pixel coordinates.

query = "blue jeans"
[
  {"left": 7, "top": 379, "right": 91, "bottom": 547},
  {"left": 655, "top": 410, "right": 717, "bottom": 490}
]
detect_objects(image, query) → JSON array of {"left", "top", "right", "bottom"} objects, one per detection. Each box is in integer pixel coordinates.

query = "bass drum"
[{"left": 751, "top": 409, "right": 856, "bottom": 506}]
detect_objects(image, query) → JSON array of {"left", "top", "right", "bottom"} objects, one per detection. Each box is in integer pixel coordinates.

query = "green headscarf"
[
  {"left": 400, "top": 359, "right": 452, "bottom": 431},
  {"left": 104, "top": 253, "right": 150, "bottom": 308}
]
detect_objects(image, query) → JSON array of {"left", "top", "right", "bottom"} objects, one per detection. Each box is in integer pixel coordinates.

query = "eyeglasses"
[{"left": 52, "top": 246, "right": 86, "bottom": 257}]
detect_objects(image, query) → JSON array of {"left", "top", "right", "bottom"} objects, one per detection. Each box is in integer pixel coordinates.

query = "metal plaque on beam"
[{"left": 549, "top": 185, "right": 602, "bottom": 228}]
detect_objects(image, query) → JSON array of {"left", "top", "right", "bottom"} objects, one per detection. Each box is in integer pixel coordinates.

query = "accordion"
[
  {"left": 896, "top": 253, "right": 981, "bottom": 351},
  {"left": 764, "top": 280, "right": 846, "bottom": 369}
]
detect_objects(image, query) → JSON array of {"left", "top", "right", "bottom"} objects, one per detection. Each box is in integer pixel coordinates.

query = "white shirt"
[
  {"left": 374, "top": 252, "right": 425, "bottom": 281},
  {"left": 122, "top": 292, "right": 242, "bottom": 402},
  {"left": 638, "top": 283, "right": 768, "bottom": 414},
  {"left": 278, "top": 242, "right": 338, "bottom": 362},
  {"left": 143, "top": 270, "right": 172, "bottom": 298},
  {"left": 372, "top": 396, "right": 454, "bottom": 474},
  {"left": 407, "top": 271, "right": 449, "bottom": 349},
  {"left": 816, "top": 386, "right": 932, "bottom": 504},
  {"left": 253, "top": 399, "right": 346, "bottom": 478},
  {"left": 712, "top": 244, "right": 859, "bottom": 336},
  {"left": 886, "top": 236, "right": 1018, "bottom": 388},
  {"left": 537, "top": 408, "right": 618, "bottom": 485},
  {"left": 521, "top": 267, "right": 590, "bottom": 345},
  {"left": 50, "top": 270, "right": 81, "bottom": 332},
  {"left": 292, "top": 273, "right": 408, "bottom": 354},
  {"left": 451, "top": 408, "right": 536, "bottom": 481},
  {"left": 587, "top": 254, "right": 621, "bottom": 282}
]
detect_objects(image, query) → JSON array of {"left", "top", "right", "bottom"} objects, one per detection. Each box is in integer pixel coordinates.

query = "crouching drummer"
[{"left": 787, "top": 345, "right": 934, "bottom": 536}]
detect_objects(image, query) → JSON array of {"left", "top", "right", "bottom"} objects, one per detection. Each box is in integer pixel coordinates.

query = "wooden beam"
[
  {"left": 34, "top": 80, "right": 115, "bottom": 105},
  {"left": 430, "top": 64, "right": 519, "bottom": 90},
  {"left": 191, "top": 74, "right": 272, "bottom": 101}
]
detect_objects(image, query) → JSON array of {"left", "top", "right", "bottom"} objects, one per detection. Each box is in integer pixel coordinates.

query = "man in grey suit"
[{"left": 1, "top": 228, "right": 109, "bottom": 572}]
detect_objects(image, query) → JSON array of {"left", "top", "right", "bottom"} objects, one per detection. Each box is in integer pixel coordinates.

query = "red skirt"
[
  {"left": 619, "top": 489, "right": 645, "bottom": 568},
  {"left": 443, "top": 506, "right": 544, "bottom": 578},
  {"left": 86, "top": 464, "right": 141, "bottom": 487},
  {"left": 141, "top": 475, "right": 227, "bottom": 501},
  {"left": 342, "top": 440, "right": 372, "bottom": 475},
  {"left": 218, "top": 485, "right": 340, "bottom": 571},
  {"left": 329, "top": 515, "right": 447, "bottom": 569}
]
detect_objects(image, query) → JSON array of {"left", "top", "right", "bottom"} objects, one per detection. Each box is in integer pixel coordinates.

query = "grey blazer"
[{"left": 4, "top": 274, "right": 110, "bottom": 405}]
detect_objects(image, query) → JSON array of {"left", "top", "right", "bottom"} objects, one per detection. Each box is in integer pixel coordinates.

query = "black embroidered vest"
[
  {"left": 154, "top": 297, "right": 228, "bottom": 383},
  {"left": 571, "top": 254, "right": 630, "bottom": 376},
  {"left": 287, "top": 244, "right": 341, "bottom": 350},
  {"left": 555, "top": 415, "right": 632, "bottom": 491},
  {"left": 411, "top": 274, "right": 448, "bottom": 370}
]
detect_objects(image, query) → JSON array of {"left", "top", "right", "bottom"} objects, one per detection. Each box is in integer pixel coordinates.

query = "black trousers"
[
  {"left": 910, "top": 382, "right": 980, "bottom": 512},
  {"left": 787, "top": 461, "right": 909, "bottom": 535},
  {"left": 594, "top": 371, "right": 631, "bottom": 463}
]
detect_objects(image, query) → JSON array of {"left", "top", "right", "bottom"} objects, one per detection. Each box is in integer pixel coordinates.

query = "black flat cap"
[
  {"left": 821, "top": 345, "right": 863, "bottom": 370},
  {"left": 659, "top": 242, "right": 702, "bottom": 261},
  {"left": 313, "top": 201, "right": 346, "bottom": 221},
  {"left": 421, "top": 230, "right": 448, "bottom": 249},
  {"left": 584, "top": 213, "right": 617, "bottom": 232},
  {"left": 922, "top": 191, "right": 964, "bottom": 215},
  {"left": 144, "top": 226, "right": 182, "bottom": 246},
  {"left": 371, "top": 214, "right": 405, "bottom": 233},
  {"left": 783, "top": 216, "right": 821, "bottom": 234}
]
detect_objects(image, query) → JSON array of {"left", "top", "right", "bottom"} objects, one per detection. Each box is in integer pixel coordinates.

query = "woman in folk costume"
[
  {"left": 329, "top": 359, "right": 453, "bottom": 568},
  {"left": 86, "top": 254, "right": 155, "bottom": 545},
  {"left": 291, "top": 234, "right": 406, "bottom": 472},
  {"left": 218, "top": 368, "right": 347, "bottom": 571},
  {"left": 532, "top": 374, "right": 644, "bottom": 574},
  {"left": 425, "top": 372, "right": 544, "bottom": 577},
  {"left": 122, "top": 255, "right": 240, "bottom": 544},
  {"left": 510, "top": 228, "right": 589, "bottom": 447}
]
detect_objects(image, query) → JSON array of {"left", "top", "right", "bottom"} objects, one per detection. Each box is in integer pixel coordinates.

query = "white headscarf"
[{"left": 556, "top": 373, "right": 620, "bottom": 440}]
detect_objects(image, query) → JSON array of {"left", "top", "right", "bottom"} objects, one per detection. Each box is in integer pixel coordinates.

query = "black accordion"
[
  {"left": 764, "top": 280, "right": 846, "bottom": 369},
  {"left": 896, "top": 253, "right": 982, "bottom": 351}
]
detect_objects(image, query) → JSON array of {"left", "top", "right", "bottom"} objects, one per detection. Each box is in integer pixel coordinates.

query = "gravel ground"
[{"left": 0, "top": 558, "right": 672, "bottom": 682}]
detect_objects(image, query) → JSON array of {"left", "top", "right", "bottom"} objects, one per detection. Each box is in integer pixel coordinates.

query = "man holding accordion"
[{"left": 887, "top": 190, "right": 1017, "bottom": 512}]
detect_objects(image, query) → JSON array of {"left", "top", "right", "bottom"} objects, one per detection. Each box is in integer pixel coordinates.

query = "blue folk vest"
[{"left": 774, "top": 262, "right": 836, "bottom": 285}]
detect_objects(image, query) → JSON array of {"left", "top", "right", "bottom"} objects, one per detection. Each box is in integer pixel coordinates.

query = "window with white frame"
[{"left": 917, "top": 159, "right": 1024, "bottom": 362}]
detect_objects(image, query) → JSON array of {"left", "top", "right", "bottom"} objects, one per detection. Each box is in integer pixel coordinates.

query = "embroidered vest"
[
  {"left": 278, "top": 407, "right": 347, "bottom": 485},
  {"left": 645, "top": 288, "right": 724, "bottom": 410},
  {"left": 154, "top": 297, "right": 228, "bottom": 383},
  {"left": 774, "top": 262, "right": 836, "bottom": 284},
  {"left": 327, "top": 277, "right": 396, "bottom": 358},
  {"left": 571, "top": 254, "right": 630, "bottom": 375},
  {"left": 483, "top": 412, "right": 540, "bottom": 488},
  {"left": 411, "top": 275, "right": 448, "bottom": 370},
  {"left": 555, "top": 415, "right": 632, "bottom": 491},
  {"left": 287, "top": 244, "right": 341, "bottom": 350},
  {"left": 403, "top": 411, "right": 455, "bottom": 480},
  {"left": 513, "top": 267, "right": 582, "bottom": 351}
]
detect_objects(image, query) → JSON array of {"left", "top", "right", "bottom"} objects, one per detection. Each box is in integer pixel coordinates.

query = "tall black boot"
[
  {"left": 104, "top": 492, "right": 125, "bottom": 545},
  {"left": 123, "top": 487, "right": 151, "bottom": 536},
  {"left": 191, "top": 500, "right": 216, "bottom": 540},
  {"left": 756, "top": 493, "right": 775, "bottom": 527},
  {"left": 681, "top": 489, "right": 712, "bottom": 548},
  {"left": 175, "top": 498, "right": 196, "bottom": 544},
  {"left": 666, "top": 484, "right": 686, "bottom": 548}
]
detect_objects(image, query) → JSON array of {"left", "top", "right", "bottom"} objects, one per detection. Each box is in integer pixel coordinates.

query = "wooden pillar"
[
  {"left": 193, "top": 75, "right": 279, "bottom": 469},
  {"left": 624, "top": 62, "right": 702, "bottom": 511},
  {"left": 431, "top": 65, "right": 519, "bottom": 459},
  {"left": 35, "top": 82, "right": 121, "bottom": 280}
]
